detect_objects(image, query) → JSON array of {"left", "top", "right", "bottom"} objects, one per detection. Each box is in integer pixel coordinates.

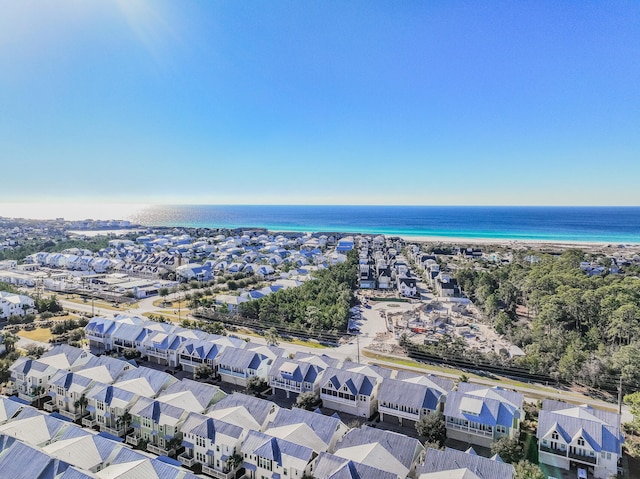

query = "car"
[{"left": 349, "top": 327, "right": 360, "bottom": 333}]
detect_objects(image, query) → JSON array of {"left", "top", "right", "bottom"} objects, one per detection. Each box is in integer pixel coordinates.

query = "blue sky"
[{"left": 1, "top": 1, "right": 639, "bottom": 206}]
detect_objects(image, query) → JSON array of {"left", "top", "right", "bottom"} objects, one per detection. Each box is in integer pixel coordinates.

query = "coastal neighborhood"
[{"left": 0, "top": 216, "right": 638, "bottom": 478}]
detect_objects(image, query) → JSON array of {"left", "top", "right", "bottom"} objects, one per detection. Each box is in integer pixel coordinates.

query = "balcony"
[
  {"left": 202, "top": 465, "right": 237, "bottom": 479},
  {"left": 270, "top": 379, "right": 302, "bottom": 392},
  {"left": 82, "top": 416, "right": 98, "bottom": 427},
  {"left": 126, "top": 434, "right": 141, "bottom": 446},
  {"left": 446, "top": 422, "right": 493, "bottom": 437},
  {"left": 101, "top": 425, "right": 127, "bottom": 437},
  {"left": 540, "top": 445, "right": 566, "bottom": 456},
  {"left": 43, "top": 401, "right": 58, "bottom": 412},
  {"left": 568, "top": 451, "right": 597, "bottom": 465},
  {"left": 147, "top": 443, "right": 174, "bottom": 456},
  {"left": 57, "top": 409, "right": 83, "bottom": 421},
  {"left": 178, "top": 452, "right": 197, "bottom": 467}
]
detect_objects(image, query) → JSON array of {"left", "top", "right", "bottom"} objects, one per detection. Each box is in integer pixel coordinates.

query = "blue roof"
[
  {"left": 209, "top": 393, "right": 277, "bottom": 426},
  {"left": 314, "top": 452, "right": 397, "bottom": 479},
  {"left": 418, "top": 448, "right": 514, "bottom": 479},
  {"left": 242, "top": 430, "right": 314, "bottom": 465},
  {"left": 335, "top": 426, "right": 422, "bottom": 470},
  {"left": 268, "top": 407, "right": 345, "bottom": 447},
  {"left": 538, "top": 399, "right": 623, "bottom": 454},
  {"left": 0, "top": 441, "right": 69, "bottom": 479}
]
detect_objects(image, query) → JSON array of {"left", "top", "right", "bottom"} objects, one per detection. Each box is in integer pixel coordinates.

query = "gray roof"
[
  {"left": 209, "top": 393, "right": 277, "bottom": 426},
  {"left": 418, "top": 448, "right": 514, "bottom": 479},
  {"left": 217, "top": 347, "right": 266, "bottom": 370},
  {"left": 378, "top": 378, "right": 446, "bottom": 412},
  {"left": 313, "top": 451, "right": 397, "bottom": 479},
  {"left": 0, "top": 440, "right": 69, "bottom": 479},
  {"left": 445, "top": 386, "right": 523, "bottom": 428},
  {"left": 241, "top": 430, "right": 314, "bottom": 464},
  {"left": 267, "top": 407, "right": 345, "bottom": 447},
  {"left": 537, "top": 399, "right": 623, "bottom": 454},
  {"left": 335, "top": 425, "right": 423, "bottom": 470},
  {"left": 322, "top": 367, "right": 378, "bottom": 397}
]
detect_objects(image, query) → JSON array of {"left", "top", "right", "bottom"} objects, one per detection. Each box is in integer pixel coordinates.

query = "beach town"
[{"left": 0, "top": 216, "right": 637, "bottom": 479}]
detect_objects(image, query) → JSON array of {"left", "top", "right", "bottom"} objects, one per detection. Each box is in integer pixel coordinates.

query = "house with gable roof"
[
  {"left": 417, "top": 447, "right": 514, "bottom": 479},
  {"left": 264, "top": 407, "right": 349, "bottom": 454},
  {"left": 216, "top": 347, "right": 272, "bottom": 387},
  {"left": 177, "top": 336, "right": 244, "bottom": 374},
  {"left": 9, "top": 356, "right": 59, "bottom": 402},
  {"left": 320, "top": 366, "right": 381, "bottom": 418},
  {"left": 45, "top": 371, "right": 95, "bottom": 420},
  {"left": 179, "top": 412, "right": 245, "bottom": 478},
  {"left": 126, "top": 397, "right": 191, "bottom": 456},
  {"left": 313, "top": 451, "right": 398, "bottom": 479},
  {"left": 83, "top": 383, "right": 139, "bottom": 437},
  {"left": 268, "top": 356, "right": 326, "bottom": 399},
  {"left": 444, "top": 384, "right": 524, "bottom": 448},
  {"left": 332, "top": 425, "right": 424, "bottom": 479},
  {"left": 241, "top": 430, "right": 317, "bottom": 479},
  {"left": 207, "top": 393, "right": 279, "bottom": 432},
  {"left": 378, "top": 373, "right": 454, "bottom": 428},
  {"left": 537, "top": 399, "right": 623, "bottom": 478}
]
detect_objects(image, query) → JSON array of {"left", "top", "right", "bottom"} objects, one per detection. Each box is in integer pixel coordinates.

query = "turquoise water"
[{"left": 129, "top": 205, "right": 640, "bottom": 244}]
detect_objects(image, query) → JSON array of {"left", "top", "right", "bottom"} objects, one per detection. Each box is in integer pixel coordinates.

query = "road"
[{"left": 57, "top": 293, "right": 631, "bottom": 421}]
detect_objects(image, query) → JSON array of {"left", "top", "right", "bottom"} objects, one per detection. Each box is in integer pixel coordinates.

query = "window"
[
  {"left": 552, "top": 432, "right": 559, "bottom": 440},
  {"left": 577, "top": 438, "right": 585, "bottom": 446}
]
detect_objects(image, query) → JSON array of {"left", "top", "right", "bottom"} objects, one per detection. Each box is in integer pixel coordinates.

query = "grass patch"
[
  {"left": 521, "top": 431, "right": 539, "bottom": 464},
  {"left": 235, "top": 328, "right": 328, "bottom": 348},
  {"left": 17, "top": 327, "right": 53, "bottom": 343},
  {"left": 362, "top": 350, "right": 475, "bottom": 376},
  {"left": 64, "top": 297, "right": 137, "bottom": 311}
]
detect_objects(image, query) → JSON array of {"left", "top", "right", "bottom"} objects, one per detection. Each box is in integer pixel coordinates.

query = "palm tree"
[
  {"left": 2, "top": 332, "right": 18, "bottom": 354},
  {"left": 74, "top": 393, "right": 88, "bottom": 418}
]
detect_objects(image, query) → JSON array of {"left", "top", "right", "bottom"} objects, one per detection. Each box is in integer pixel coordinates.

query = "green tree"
[
  {"left": 246, "top": 376, "right": 268, "bottom": 397},
  {"left": 514, "top": 460, "right": 545, "bottom": 479},
  {"left": 294, "top": 391, "right": 318, "bottom": 411},
  {"left": 490, "top": 436, "right": 524, "bottom": 464},
  {"left": 624, "top": 391, "right": 640, "bottom": 433},
  {"left": 264, "top": 327, "right": 280, "bottom": 346},
  {"left": 194, "top": 364, "right": 214, "bottom": 381},
  {"left": 415, "top": 412, "right": 446, "bottom": 446}
]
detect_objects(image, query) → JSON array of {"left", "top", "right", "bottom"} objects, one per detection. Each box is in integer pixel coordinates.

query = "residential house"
[
  {"left": 268, "top": 356, "right": 326, "bottom": 399},
  {"left": 241, "top": 430, "right": 317, "bottom": 479},
  {"left": 0, "top": 440, "right": 70, "bottom": 479},
  {"left": 444, "top": 384, "right": 524, "bottom": 448},
  {"left": 83, "top": 383, "right": 139, "bottom": 437},
  {"left": 207, "top": 393, "right": 279, "bottom": 432},
  {"left": 0, "top": 396, "right": 24, "bottom": 425},
  {"left": 264, "top": 407, "right": 349, "bottom": 454},
  {"left": 216, "top": 347, "right": 271, "bottom": 387},
  {"left": 179, "top": 412, "right": 245, "bottom": 478},
  {"left": 417, "top": 447, "right": 514, "bottom": 479},
  {"left": 397, "top": 273, "right": 418, "bottom": 297},
  {"left": 9, "top": 357, "right": 59, "bottom": 402},
  {"left": 46, "top": 371, "right": 95, "bottom": 421},
  {"left": 378, "top": 373, "right": 453, "bottom": 428},
  {"left": 320, "top": 366, "right": 380, "bottom": 418},
  {"left": 0, "top": 291, "right": 35, "bottom": 319},
  {"left": 313, "top": 451, "right": 397, "bottom": 479},
  {"left": 156, "top": 379, "right": 226, "bottom": 413},
  {"left": 0, "top": 407, "right": 71, "bottom": 447},
  {"left": 113, "top": 366, "right": 178, "bottom": 398},
  {"left": 332, "top": 425, "right": 424, "bottom": 479},
  {"left": 537, "top": 399, "right": 623, "bottom": 479},
  {"left": 126, "top": 397, "right": 190, "bottom": 456},
  {"left": 42, "top": 425, "right": 127, "bottom": 474},
  {"left": 177, "top": 336, "right": 245, "bottom": 374}
]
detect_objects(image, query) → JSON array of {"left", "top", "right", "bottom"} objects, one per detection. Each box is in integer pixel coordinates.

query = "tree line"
[
  {"left": 237, "top": 250, "right": 358, "bottom": 332},
  {"left": 454, "top": 249, "right": 640, "bottom": 391}
]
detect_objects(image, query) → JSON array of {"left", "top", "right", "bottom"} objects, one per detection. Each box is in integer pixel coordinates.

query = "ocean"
[{"left": 125, "top": 205, "right": 640, "bottom": 244}]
